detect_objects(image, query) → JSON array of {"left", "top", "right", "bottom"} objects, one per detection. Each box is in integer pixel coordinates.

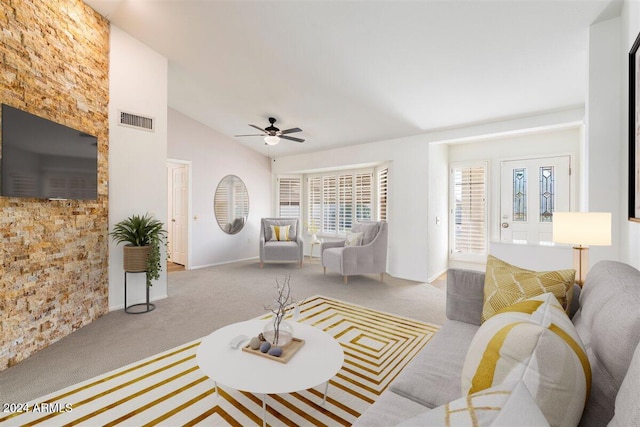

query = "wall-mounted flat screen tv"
[{"left": 1, "top": 104, "right": 98, "bottom": 200}]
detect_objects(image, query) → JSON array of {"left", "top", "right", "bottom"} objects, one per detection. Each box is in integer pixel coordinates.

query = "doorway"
[
  {"left": 167, "top": 159, "right": 191, "bottom": 269},
  {"left": 499, "top": 155, "right": 571, "bottom": 243}
]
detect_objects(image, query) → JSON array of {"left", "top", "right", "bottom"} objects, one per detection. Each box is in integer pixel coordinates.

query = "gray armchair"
[
  {"left": 259, "top": 218, "right": 304, "bottom": 268},
  {"left": 321, "top": 221, "right": 388, "bottom": 284}
]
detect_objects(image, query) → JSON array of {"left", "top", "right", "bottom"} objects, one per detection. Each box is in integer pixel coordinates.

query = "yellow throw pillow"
[
  {"left": 269, "top": 224, "right": 290, "bottom": 241},
  {"left": 482, "top": 255, "right": 574, "bottom": 322},
  {"left": 461, "top": 293, "right": 591, "bottom": 427}
]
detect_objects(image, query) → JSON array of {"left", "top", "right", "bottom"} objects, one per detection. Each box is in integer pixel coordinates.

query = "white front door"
[
  {"left": 168, "top": 163, "right": 188, "bottom": 265},
  {"left": 500, "top": 156, "right": 571, "bottom": 243}
]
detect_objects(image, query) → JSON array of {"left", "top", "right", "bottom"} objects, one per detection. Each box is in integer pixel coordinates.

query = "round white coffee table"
[{"left": 196, "top": 319, "right": 344, "bottom": 426}]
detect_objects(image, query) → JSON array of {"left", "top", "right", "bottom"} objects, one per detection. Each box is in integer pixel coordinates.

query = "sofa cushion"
[
  {"left": 263, "top": 219, "right": 297, "bottom": 241},
  {"left": 345, "top": 231, "right": 363, "bottom": 246},
  {"left": 482, "top": 255, "right": 574, "bottom": 322},
  {"left": 351, "top": 221, "right": 379, "bottom": 245},
  {"left": 572, "top": 260, "right": 640, "bottom": 426},
  {"left": 269, "top": 224, "right": 290, "bottom": 241},
  {"left": 462, "top": 293, "right": 590, "bottom": 427},
  {"left": 609, "top": 340, "right": 640, "bottom": 426},
  {"left": 390, "top": 320, "right": 479, "bottom": 408},
  {"left": 397, "top": 381, "right": 549, "bottom": 427},
  {"left": 352, "top": 387, "right": 431, "bottom": 427}
]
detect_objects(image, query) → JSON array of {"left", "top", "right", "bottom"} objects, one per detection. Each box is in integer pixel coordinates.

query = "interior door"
[
  {"left": 500, "top": 156, "right": 570, "bottom": 243},
  {"left": 169, "top": 163, "right": 188, "bottom": 265}
]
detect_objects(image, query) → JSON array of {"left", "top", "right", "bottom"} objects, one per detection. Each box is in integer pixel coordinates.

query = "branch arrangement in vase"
[{"left": 263, "top": 274, "right": 302, "bottom": 346}]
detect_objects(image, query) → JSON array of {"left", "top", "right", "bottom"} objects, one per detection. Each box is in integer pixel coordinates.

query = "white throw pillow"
[
  {"left": 397, "top": 381, "right": 549, "bottom": 427},
  {"left": 461, "top": 293, "right": 590, "bottom": 427},
  {"left": 345, "top": 231, "right": 363, "bottom": 246},
  {"left": 269, "top": 224, "right": 290, "bottom": 241}
]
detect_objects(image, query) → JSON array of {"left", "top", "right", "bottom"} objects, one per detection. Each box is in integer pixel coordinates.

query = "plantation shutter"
[
  {"left": 338, "top": 174, "right": 353, "bottom": 232},
  {"left": 234, "top": 181, "right": 249, "bottom": 219},
  {"left": 323, "top": 176, "right": 337, "bottom": 233},
  {"left": 308, "top": 176, "right": 321, "bottom": 233},
  {"left": 215, "top": 183, "right": 230, "bottom": 226},
  {"left": 278, "top": 177, "right": 301, "bottom": 218},
  {"left": 377, "top": 167, "right": 388, "bottom": 221},
  {"left": 452, "top": 165, "right": 486, "bottom": 255},
  {"left": 355, "top": 172, "right": 373, "bottom": 221}
]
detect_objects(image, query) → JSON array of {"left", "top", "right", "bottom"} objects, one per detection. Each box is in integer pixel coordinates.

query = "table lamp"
[{"left": 552, "top": 212, "right": 611, "bottom": 286}]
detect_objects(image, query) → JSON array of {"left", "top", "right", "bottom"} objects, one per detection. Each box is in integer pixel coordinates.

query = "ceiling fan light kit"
[
  {"left": 235, "top": 116, "right": 305, "bottom": 145},
  {"left": 264, "top": 136, "right": 280, "bottom": 145}
]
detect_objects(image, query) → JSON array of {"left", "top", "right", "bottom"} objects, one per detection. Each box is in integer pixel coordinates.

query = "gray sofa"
[{"left": 355, "top": 260, "right": 640, "bottom": 426}]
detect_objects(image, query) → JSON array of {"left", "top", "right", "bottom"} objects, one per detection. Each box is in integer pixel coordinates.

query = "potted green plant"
[{"left": 110, "top": 213, "right": 167, "bottom": 287}]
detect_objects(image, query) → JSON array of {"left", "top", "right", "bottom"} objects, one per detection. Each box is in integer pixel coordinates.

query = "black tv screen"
[{"left": 1, "top": 104, "right": 98, "bottom": 200}]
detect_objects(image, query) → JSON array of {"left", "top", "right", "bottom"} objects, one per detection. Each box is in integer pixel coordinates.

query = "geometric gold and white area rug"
[{"left": 0, "top": 296, "right": 439, "bottom": 426}]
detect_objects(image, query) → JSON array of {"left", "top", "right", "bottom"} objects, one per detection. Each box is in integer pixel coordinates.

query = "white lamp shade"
[
  {"left": 264, "top": 136, "right": 280, "bottom": 146},
  {"left": 552, "top": 212, "right": 612, "bottom": 246}
]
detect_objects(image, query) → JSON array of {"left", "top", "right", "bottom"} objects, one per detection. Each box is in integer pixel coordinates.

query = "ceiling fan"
[{"left": 235, "top": 117, "right": 304, "bottom": 145}]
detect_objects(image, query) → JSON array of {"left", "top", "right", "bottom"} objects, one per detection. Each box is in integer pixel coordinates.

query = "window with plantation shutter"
[
  {"left": 355, "top": 172, "right": 373, "bottom": 221},
  {"left": 323, "top": 176, "right": 337, "bottom": 233},
  {"left": 451, "top": 163, "right": 487, "bottom": 259},
  {"left": 278, "top": 177, "right": 301, "bottom": 218},
  {"left": 308, "top": 176, "right": 321, "bottom": 233},
  {"left": 338, "top": 175, "right": 353, "bottom": 232},
  {"left": 215, "top": 184, "right": 230, "bottom": 226},
  {"left": 377, "top": 167, "right": 388, "bottom": 221},
  {"left": 309, "top": 166, "right": 388, "bottom": 236}
]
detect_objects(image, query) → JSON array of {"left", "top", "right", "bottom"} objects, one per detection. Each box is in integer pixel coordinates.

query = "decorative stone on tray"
[
  {"left": 260, "top": 341, "right": 271, "bottom": 353},
  {"left": 249, "top": 337, "right": 261, "bottom": 350},
  {"left": 268, "top": 347, "right": 283, "bottom": 357}
]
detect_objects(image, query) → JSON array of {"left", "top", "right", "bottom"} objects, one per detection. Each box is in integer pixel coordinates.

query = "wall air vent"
[{"left": 118, "top": 110, "right": 154, "bottom": 132}]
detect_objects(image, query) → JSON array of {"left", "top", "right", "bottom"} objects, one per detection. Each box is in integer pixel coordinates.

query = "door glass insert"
[
  {"left": 539, "top": 166, "right": 554, "bottom": 223},
  {"left": 512, "top": 168, "right": 527, "bottom": 221}
]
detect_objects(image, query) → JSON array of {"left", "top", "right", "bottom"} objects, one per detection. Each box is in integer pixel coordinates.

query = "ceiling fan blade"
[
  {"left": 234, "top": 134, "right": 265, "bottom": 137},
  {"left": 279, "top": 127, "right": 302, "bottom": 135},
  {"left": 249, "top": 124, "right": 267, "bottom": 133},
  {"left": 280, "top": 135, "right": 305, "bottom": 143}
]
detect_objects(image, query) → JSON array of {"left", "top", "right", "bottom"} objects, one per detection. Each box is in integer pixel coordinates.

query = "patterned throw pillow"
[
  {"left": 269, "top": 225, "right": 290, "bottom": 241},
  {"left": 482, "top": 255, "right": 575, "bottom": 322},
  {"left": 397, "top": 382, "right": 549, "bottom": 427},
  {"left": 345, "top": 231, "right": 363, "bottom": 246},
  {"left": 461, "top": 293, "right": 591, "bottom": 427}
]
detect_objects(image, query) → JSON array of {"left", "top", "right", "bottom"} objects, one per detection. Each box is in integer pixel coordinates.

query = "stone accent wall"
[{"left": 0, "top": 0, "right": 109, "bottom": 370}]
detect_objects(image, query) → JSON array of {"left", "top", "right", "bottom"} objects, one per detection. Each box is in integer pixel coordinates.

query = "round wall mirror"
[{"left": 214, "top": 175, "right": 249, "bottom": 234}]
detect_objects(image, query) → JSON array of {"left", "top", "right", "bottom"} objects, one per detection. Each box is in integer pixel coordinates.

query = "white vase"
[{"left": 311, "top": 233, "right": 318, "bottom": 243}]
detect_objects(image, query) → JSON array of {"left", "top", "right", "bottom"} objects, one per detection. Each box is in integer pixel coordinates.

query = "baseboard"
[
  {"left": 190, "top": 256, "right": 259, "bottom": 270},
  {"left": 427, "top": 269, "right": 448, "bottom": 283},
  {"left": 109, "top": 293, "right": 168, "bottom": 312}
]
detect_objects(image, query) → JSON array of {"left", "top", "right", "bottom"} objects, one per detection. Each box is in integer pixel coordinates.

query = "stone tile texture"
[{"left": 0, "top": 0, "right": 109, "bottom": 370}]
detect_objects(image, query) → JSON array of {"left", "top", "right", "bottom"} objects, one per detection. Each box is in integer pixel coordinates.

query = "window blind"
[
  {"left": 308, "top": 176, "right": 321, "bottom": 233},
  {"left": 278, "top": 177, "right": 301, "bottom": 218},
  {"left": 377, "top": 168, "right": 388, "bottom": 221},
  {"left": 452, "top": 165, "right": 486, "bottom": 255},
  {"left": 322, "top": 176, "right": 337, "bottom": 233},
  {"left": 338, "top": 174, "right": 353, "bottom": 232},
  {"left": 355, "top": 172, "right": 373, "bottom": 222}
]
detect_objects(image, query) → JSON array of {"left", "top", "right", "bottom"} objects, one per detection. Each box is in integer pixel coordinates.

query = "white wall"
[
  {"left": 621, "top": 1, "right": 640, "bottom": 268},
  {"left": 108, "top": 26, "right": 169, "bottom": 310},
  {"left": 587, "top": 16, "right": 622, "bottom": 267},
  {"left": 167, "top": 108, "right": 271, "bottom": 268},
  {"left": 427, "top": 143, "right": 449, "bottom": 281}
]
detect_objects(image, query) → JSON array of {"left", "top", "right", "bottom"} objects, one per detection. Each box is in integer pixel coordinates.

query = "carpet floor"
[
  {"left": 0, "top": 259, "right": 446, "bottom": 407},
  {"left": 0, "top": 296, "right": 439, "bottom": 426}
]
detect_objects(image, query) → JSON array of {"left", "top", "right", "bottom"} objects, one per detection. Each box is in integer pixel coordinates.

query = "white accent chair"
[
  {"left": 321, "top": 221, "right": 388, "bottom": 284},
  {"left": 259, "top": 218, "right": 304, "bottom": 268}
]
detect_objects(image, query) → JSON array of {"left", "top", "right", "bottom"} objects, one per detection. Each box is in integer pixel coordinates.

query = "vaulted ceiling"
[{"left": 85, "top": 0, "right": 615, "bottom": 157}]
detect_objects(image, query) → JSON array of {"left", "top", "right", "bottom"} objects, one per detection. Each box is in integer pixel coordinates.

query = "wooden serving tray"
[{"left": 242, "top": 338, "right": 305, "bottom": 364}]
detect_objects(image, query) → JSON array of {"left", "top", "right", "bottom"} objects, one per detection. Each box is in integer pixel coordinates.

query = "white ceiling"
[{"left": 85, "top": 0, "right": 614, "bottom": 157}]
